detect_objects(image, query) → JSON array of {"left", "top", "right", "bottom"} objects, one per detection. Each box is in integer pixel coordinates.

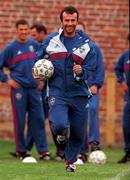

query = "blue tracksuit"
[
  {"left": 35, "top": 28, "right": 97, "bottom": 164},
  {"left": 115, "top": 50, "right": 130, "bottom": 154},
  {"left": 80, "top": 43, "right": 105, "bottom": 154},
  {"left": 0, "top": 39, "right": 48, "bottom": 153},
  {"left": 26, "top": 87, "right": 49, "bottom": 151}
]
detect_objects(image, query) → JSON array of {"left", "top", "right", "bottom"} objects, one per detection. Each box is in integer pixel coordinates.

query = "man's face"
[
  {"left": 30, "top": 28, "right": 39, "bottom": 41},
  {"left": 16, "top": 24, "right": 29, "bottom": 43},
  {"left": 61, "top": 12, "right": 78, "bottom": 37},
  {"left": 30, "top": 28, "right": 46, "bottom": 43}
]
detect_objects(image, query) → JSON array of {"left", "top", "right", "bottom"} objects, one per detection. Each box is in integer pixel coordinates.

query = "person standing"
[
  {"left": 0, "top": 19, "right": 50, "bottom": 159},
  {"left": 30, "top": 23, "right": 47, "bottom": 43},
  {"left": 34, "top": 6, "right": 97, "bottom": 172},
  {"left": 30, "top": 23, "right": 49, "bottom": 118},
  {"left": 114, "top": 34, "right": 130, "bottom": 163},
  {"left": 74, "top": 22, "right": 105, "bottom": 164},
  {"left": 25, "top": 23, "right": 50, "bottom": 160}
]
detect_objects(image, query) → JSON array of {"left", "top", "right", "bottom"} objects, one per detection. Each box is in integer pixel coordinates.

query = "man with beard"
[{"left": 34, "top": 6, "right": 96, "bottom": 172}]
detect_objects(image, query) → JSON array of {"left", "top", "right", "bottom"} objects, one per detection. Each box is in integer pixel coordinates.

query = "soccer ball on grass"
[
  {"left": 32, "top": 59, "right": 54, "bottom": 80},
  {"left": 22, "top": 156, "right": 37, "bottom": 163},
  {"left": 88, "top": 150, "right": 107, "bottom": 164}
]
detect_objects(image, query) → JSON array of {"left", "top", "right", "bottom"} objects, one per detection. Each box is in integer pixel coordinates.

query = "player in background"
[
  {"left": 30, "top": 23, "right": 47, "bottom": 44},
  {"left": 29, "top": 23, "right": 65, "bottom": 161},
  {"left": 30, "top": 23, "right": 48, "bottom": 118},
  {"left": 25, "top": 23, "right": 51, "bottom": 160},
  {"left": 0, "top": 19, "right": 50, "bottom": 160},
  {"left": 34, "top": 6, "right": 97, "bottom": 172},
  {"left": 115, "top": 34, "right": 130, "bottom": 163},
  {"left": 74, "top": 21, "right": 105, "bottom": 164}
]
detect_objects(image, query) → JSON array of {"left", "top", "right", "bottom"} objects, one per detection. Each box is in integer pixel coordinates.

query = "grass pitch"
[{"left": 0, "top": 140, "right": 130, "bottom": 180}]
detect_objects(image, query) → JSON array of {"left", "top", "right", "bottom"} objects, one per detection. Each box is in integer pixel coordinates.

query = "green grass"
[{"left": 0, "top": 140, "right": 130, "bottom": 180}]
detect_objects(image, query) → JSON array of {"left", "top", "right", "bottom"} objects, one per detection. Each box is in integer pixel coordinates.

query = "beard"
[{"left": 64, "top": 25, "right": 76, "bottom": 37}]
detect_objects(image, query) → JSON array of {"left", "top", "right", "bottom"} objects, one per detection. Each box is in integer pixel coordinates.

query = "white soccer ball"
[
  {"left": 88, "top": 150, "right": 107, "bottom": 164},
  {"left": 32, "top": 59, "right": 54, "bottom": 80},
  {"left": 22, "top": 156, "right": 37, "bottom": 163}
]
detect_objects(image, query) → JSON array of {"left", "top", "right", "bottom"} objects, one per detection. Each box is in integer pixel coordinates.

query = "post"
[{"left": 106, "top": 75, "right": 116, "bottom": 147}]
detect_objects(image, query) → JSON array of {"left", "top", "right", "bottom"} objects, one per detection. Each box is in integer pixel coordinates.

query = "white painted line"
[{"left": 108, "top": 168, "right": 130, "bottom": 180}]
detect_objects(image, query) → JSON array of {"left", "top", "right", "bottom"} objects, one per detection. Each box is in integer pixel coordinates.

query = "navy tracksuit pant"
[
  {"left": 11, "top": 87, "right": 48, "bottom": 153},
  {"left": 80, "top": 94, "right": 100, "bottom": 154},
  {"left": 25, "top": 89, "right": 49, "bottom": 152},
  {"left": 48, "top": 96, "right": 88, "bottom": 164},
  {"left": 123, "top": 91, "right": 130, "bottom": 154}
]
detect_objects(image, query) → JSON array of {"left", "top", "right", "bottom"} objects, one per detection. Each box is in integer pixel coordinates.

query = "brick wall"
[{"left": 0, "top": 0, "right": 129, "bottom": 146}]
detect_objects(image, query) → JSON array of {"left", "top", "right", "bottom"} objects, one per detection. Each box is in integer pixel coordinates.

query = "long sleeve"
[{"left": 0, "top": 47, "right": 10, "bottom": 82}]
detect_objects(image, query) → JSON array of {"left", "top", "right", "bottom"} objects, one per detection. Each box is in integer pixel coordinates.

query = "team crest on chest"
[
  {"left": 79, "top": 45, "right": 86, "bottom": 53},
  {"left": 29, "top": 45, "right": 35, "bottom": 52},
  {"left": 73, "top": 42, "right": 90, "bottom": 60}
]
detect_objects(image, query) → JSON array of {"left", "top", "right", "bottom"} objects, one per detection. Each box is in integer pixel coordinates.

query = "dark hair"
[
  {"left": 15, "top": 19, "right": 29, "bottom": 28},
  {"left": 30, "top": 24, "right": 47, "bottom": 34},
  {"left": 128, "top": 33, "right": 130, "bottom": 40},
  {"left": 60, "top": 6, "right": 79, "bottom": 21}
]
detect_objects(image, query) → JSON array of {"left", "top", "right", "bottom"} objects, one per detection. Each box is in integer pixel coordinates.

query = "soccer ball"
[
  {"left": 32, "top": 59, "right": 54, "bottom": 80},
  {"left": 22, "top": 156, "right": 37, "bottom": 163},
  {"left": 88, "top": 150, "right": 107, "bottom": 164}
]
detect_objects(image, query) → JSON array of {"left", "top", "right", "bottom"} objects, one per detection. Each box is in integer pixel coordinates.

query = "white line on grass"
[{"left": 108, "top": 168, "right": 130, "bottom": 180}]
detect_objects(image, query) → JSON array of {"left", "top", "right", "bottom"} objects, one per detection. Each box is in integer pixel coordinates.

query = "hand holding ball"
[{"left": 32, "top": 59, "right": 54, "bottom": 80}]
